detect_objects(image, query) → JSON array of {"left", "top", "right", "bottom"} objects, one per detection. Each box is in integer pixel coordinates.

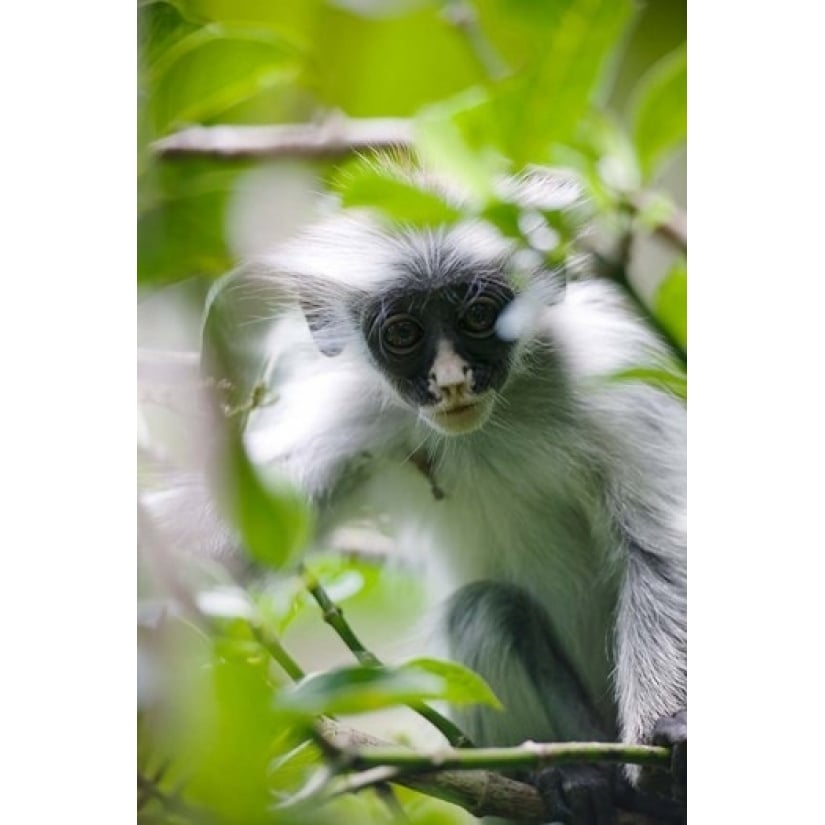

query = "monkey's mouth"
[
  {"left": 440, "top": 402, "right": 478, "bottom": 415},
  {"left": 425, "top": 396, "right": 493, "bottom": 435}
]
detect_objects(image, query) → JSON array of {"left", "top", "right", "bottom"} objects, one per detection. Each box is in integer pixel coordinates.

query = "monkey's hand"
[
  {"left": 651, "top": 709, "right": 687, "bottom": 804},
  {"left": 531, "top": 763, "right": 618, "bottom": 825},
  {"left": 532, "top": 763, "right": 687, "bottom": 825}
]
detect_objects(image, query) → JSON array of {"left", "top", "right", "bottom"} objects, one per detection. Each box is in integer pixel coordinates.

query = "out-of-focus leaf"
[
  {"left": 608, "top": 366, "right": 687, "bottom": 400},
  {"left": 179, "top": 0, "right": 321, "bottom": 40},
  {"left": 148, "top": 28, "right": 300, "bottom": 133},
  {"left": 138, "top": 186, "right": 235, "bottom": 284},
  {"left": 634, "top": 191, "right": 677, "bottom": 232},
  {"left": 492, "top": 0, "right": 635, "bottom": 165},
  {"left": 333, "top": 158, "right": 462, "bottom": 226},
  {"left": 139, "top": 1, "right": 203, "bottom": 72},
  {"left": 151, "top": 636, "right": 285, "bottom": 824},
  {"left": 654, "top": 259, "right": 687, "bottom": 351},
  {"left": 311, "top": 6, "right": 484, "bottom": 117},
  {"left": 197, "top": 586, "right": 255, "bottom": 619},
  {"left": 138, "top": 157, "right": 252, "bottom": 284},
  {"left": 224, "top": 434, "right": 312, "bottom": 571},
  {"left": 402, "top": 658, "right": 503, "bottom": 709},
  {"left": 631, "top": 45, "right": 686, "bottom": 180},
  {"left": 414, "top": 88, "right": 503, "bottom": 206},
  {"left": 279, "top": 665, "right": 446, "bottom": 716},
  {"left": 269, "top": 739, "right": 325, "bottom": 793},
  {"left": 203, "top": 275, "right": 312, "bottom": 569}
]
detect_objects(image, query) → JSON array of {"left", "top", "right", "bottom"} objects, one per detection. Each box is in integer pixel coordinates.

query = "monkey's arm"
[{"left": 605, "top": 389, "right": 687, "bottom": 795}]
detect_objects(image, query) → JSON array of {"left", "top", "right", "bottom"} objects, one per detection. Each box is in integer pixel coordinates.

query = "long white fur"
[
  {"left": 143, "top": 169, "right": 686, "bottom": 789},
  {"left": 240, "top": 204, "right": 686, "bottom": 772}
]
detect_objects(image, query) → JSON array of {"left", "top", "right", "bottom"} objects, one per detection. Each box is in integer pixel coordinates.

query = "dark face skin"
[{"left": 361, "top": 277, "right": 516, "bottom": 409}]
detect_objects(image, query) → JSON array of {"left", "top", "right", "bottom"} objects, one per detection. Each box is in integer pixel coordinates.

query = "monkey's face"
[{"left": 362, "top": 279, "right": 516, "bottom": 435}]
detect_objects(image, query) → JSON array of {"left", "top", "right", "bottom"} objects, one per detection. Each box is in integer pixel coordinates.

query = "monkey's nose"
[
  {"left": 440, "top": 384, "right": 466, "bottom": 404},
  {"left": 432, "top": 362, "right": 466, "bottom": 389}
]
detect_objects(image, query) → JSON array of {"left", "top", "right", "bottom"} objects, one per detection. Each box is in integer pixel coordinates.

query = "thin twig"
[
  {"left": 250, "top": 622, "right": 306, "bottom": 681},
  {"left": 301, "top": 565, "right": 474, "bottom": 748},
  {"left": 338, "top": 740, "right": 670, "bottom": 772}
]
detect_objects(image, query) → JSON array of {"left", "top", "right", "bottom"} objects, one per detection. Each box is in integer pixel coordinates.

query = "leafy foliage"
[{"left": 138, "top": 1, "right": 686, "bottom": 822}]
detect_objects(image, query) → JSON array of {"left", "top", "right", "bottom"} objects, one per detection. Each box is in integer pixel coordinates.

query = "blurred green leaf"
[
  {"left": 224, "top": 435, "right": 312, "bottom": 571},
  {"left": 311, "top": 6, "right": 484, "bottom": 117},
  {"left": 414, "top": 87, "right": 504, "bottom": 205},
  {"left": 138, "top": 1, "right": 202, "bottom": 72},
  {"left": 654, "top": 259, "right": 687, "bottom": 351},
  {"left": 269, "top": 739, "right": 325, "bottom": 794},
  {"left": 138, "top": 184, "right": 235, "bottom": 284},
  {"left": 147, "top": 26, "right": 301, "bottom": 133},
  {"left": 634, "top": 191, "right": 677, "bottom": 231},
  {"left": 402, "top": 658, "right": 503, "bottom": 709},
  {"left": 608, "top": 365, "right": 687, "bottom": 400},
  {"left": 631, "top": 44, "right": 686, "bottom": 180},
  {"left": 151, "top": 636, "right": 285, "bottom": 824},
  {"left": 280, "top": 664, "right": 446, "bottom": 715},
  {"left": 498, "top": 0, "right": 635, "bottom": 164},
  {"left": 333, "top": 158, "right": 462, "bottom": 226}
]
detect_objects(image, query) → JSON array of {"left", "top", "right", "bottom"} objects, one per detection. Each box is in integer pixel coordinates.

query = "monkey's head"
[
  {"left": 358, "top": 230, "right": 522, "bottom": 436},
  {"left": 268, "top": 168, "right": 577, "bottom": 436}
]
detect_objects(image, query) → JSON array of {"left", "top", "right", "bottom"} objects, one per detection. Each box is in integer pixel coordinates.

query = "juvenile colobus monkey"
[{"left": 200, "top": 165, "right": 686, "bottom": 824}]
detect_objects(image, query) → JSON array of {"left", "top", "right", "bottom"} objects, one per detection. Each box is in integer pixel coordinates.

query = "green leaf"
[
  {"left": 223, "top": 435, "right": 312, "bottom": 571},
  {"left": 401, "top": 658, "right": 503, "bottom": 710},
  {"left": 138, "top": 185, "right": 235, "bottom": 284},
  {"left": 607, "top": 366, "right": 687, "bottom": 400},
  {"left": 654, "top": 259, "right": 687, "bottom": 351},
  {"left": 138, "top": 1, "right": 202, "bottom": 73},
  {"left": 310, "top": 5, "right": 485, "bottom": 117},
  {"left": 498, "top": 0, "right": 635, "bottom": 165},
  {"left": 333, "top": 158, "right": 462, "bottom": 227},
  {"left": 138, "top": 156, "right": 253, "bottom": 284},
  {"left": 279, "top": 665, "right": 446, "bottom": 716},
  {"left": 147, "top": 26, "right": 300, "bottom": 133},
  {"left": 631, "top": 44, "right": 687, "bottom": 180},
  {"left": 155, "top": 636, "right": 285, "bottom": 823},
  {"left": 414, "top": 87, "right": 504, "bottom": 206}
]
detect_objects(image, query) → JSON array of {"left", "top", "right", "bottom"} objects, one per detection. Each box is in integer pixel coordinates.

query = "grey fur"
[{"left": 154, "top": 182, "right": 686, "bottom": 781}]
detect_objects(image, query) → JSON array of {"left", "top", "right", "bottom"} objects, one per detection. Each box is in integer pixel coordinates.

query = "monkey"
[{"left": 172, "top": 165, "right": 687, "bottom": 824}]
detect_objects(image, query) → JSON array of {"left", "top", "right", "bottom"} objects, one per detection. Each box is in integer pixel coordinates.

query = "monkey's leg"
[
  {"left": 445, "top": 581, "right": 683, "bottom": 825},
  {"left": 446, "top": 580, "right": 610, "bottom": 746},
  {"left": 446, "top": 581, "right": 619, "bottom": 824}
]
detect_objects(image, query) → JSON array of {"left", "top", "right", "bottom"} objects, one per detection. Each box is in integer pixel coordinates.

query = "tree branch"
[
  {"left": 317, "top": 719, "right": 679, "bottom": 823},
  {"left": 151, "top": 116, "right": 687, "bottom": 265},
  {"left": 301, "top": 565, "right": 474, "bottom": 748},
  {"left": 318, "top": 718, "right": 546, "bottom": 820},
  {"left": 151, "top": 115, "right": 413, "bottom": 159}
]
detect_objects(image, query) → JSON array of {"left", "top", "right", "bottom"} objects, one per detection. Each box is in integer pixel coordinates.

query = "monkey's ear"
[{"left": 298, "top": 292, "right": 346, "bottom": 357}]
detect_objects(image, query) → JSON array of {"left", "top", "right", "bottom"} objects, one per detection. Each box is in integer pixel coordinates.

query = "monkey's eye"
[
  {"left": 460, "top": 297, "right": 499, "bottom": 337},
  {"left": 382, "top": 314, "right": 424, "bottom": 355}
]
